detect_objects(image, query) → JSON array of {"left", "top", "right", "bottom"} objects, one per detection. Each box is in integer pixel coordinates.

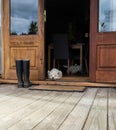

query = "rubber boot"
[
  {"left": 23, "top": 59, "right": 32, "bottom": 88},
  {"left": 16, "top": 59, "right": 24, "bottom": 88}
]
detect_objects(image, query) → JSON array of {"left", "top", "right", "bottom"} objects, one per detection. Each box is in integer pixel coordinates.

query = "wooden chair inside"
[{"left": 53, "top": 34, "right": 71, "bottom": 74}]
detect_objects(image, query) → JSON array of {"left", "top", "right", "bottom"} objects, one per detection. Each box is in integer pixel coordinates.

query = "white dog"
[{"left": 48, "top": 68, "right": 62, "bottom": 80}]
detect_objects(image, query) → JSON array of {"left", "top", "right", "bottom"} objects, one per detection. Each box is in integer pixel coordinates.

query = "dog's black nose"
[{"left": 52, "top": 77, "right": 54, "bottom": 80}]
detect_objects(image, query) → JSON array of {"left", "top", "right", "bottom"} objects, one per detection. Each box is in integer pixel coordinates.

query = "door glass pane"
[
  {"left": 99, "top": 0, "right": 116, "bottom": 32},
  {"left": 10, "top": 0, "right": 38, "bottom": 35}
]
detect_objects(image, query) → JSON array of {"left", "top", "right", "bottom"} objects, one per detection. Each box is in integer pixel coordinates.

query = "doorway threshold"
[
  {"left": 29, "top": 85, "right": 86, "bottom": 92},
  {"left": 0, "top": 78, "right": 116, "bottom": 92}
]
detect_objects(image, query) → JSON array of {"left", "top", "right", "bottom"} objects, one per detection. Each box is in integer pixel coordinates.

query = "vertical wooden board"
[
  {"left": 58, "top": 88, "right": 98, "bottom": 130},
  {"left": 89, "top": 0, "right": 97, "bottom": 81},
  {"left": 2, "top": 0, "right": 10, "bottom": 79},
  {"left": 108, "top": 88, "right": 116, "bottom": 130},
  {"left": 38, "top": 0, "right": 45, "bottom": 79},
  {"left": 83, "top": 88, "right": 108, "bottom": 130}
]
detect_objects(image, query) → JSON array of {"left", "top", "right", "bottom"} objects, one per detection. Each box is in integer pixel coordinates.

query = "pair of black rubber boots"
[{"left": 16, "top": 59, "right": 32, "bottom": 88}]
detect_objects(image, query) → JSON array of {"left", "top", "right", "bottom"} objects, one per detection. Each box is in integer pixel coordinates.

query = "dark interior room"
[{"left": 45, "top": 0, "right": 90, "bottom": 77}]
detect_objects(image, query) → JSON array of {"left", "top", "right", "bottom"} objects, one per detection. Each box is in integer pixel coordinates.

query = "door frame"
[
  {"left": 45, "top": 0, "right": 92, "bottom": 81},
  {"left": 89, "top": 0, "right": 97, "bottom": 82}
]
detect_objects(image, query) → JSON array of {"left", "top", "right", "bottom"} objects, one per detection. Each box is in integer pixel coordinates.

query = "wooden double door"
[{"left": 2, "top": 0, "right": 116, "bottom": 83}]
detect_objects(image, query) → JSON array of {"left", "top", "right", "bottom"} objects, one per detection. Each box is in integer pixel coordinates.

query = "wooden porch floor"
[{"left": 0, "top": 84, "right": 115, "bottom": 130}]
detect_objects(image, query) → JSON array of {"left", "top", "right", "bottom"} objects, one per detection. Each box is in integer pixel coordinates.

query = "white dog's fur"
[{"left": 48, "top": 68, "right": 62, "bottom": 80}]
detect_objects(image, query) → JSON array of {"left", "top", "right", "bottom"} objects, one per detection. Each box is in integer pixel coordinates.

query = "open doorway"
[{"left": 45, "top": 0, "right": 90, "bottom": 81}]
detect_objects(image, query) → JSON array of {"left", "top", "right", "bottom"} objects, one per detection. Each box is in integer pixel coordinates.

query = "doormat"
[{"left": 29, "top": 85, "right": 86, "bottom": 92}]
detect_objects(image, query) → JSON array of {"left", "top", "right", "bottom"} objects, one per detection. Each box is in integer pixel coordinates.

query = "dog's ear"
[{"left": 48, "top": 70, "right": 50, "bottom": 74}]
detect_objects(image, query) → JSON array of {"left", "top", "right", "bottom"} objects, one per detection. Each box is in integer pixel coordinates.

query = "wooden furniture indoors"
[
  {"left": 52, "top": 34, "right": 70, "bottom": 73},
  {"left": 48, "top": 43, "right": 84, "bottom": 70}
]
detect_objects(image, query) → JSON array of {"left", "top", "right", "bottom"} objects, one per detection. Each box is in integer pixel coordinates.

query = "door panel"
[
  {"left": 90, "top": 0, "right": 116, "bottom": 82},
  {"left": 10, "top": 47, "right": 38, "bottom": 69},
  {"left": 2, "top": 0, "right": 45, "bottom": 80},
  {"left": 97, "top": 45, "right": 116, "bottom": 68}
]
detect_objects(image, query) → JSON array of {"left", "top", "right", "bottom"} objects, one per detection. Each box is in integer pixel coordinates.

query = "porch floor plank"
[
  {"left": 0, "top": 88, "right": 48, "bottom": 114},
  {"left": 32, "top": 91, "right": 84, "bottom": 130},
  {"left": 7, "top": 91, "right": 73, "bottom": 130},
  {"left": 58, "top": 88, "right": 98, "bottom": 130},
  {"left": 0, "top": 84, "right": 115, "bottom": 130},
  {"left": 108, "top": 88, "right": 116, "bottom": 130},
  {"left": 83, "top": 88, "right": 108, "bottom": 130}
]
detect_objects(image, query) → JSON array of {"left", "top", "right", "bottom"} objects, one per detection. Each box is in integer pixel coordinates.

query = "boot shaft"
[
  {"left": 15, "top": 59, "right": 23, "bottom": 87},
  {"left": 23, "top": 59, "right": 30, "bottom": 75},
  {"left": 15, "top": 59, "right": 32, "bottom": 88},
  {"left": 23, "top": 59, "right": 32, "bottom": 87},
  {"left": 16, "top": 59, "right": 23, "bottom": 73}
]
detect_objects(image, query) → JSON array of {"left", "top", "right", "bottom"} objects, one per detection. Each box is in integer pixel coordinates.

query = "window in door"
[
  {"left": 10, "top": 0, "right": 38, "bottom": 35},
  {"left": 99, "top": 0, "right": 116, "bottom": 32}
]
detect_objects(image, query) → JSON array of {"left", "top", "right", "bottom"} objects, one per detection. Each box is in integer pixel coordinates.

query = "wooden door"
[
  {"left": 2, "top": 0, "right": 45, "bottom": 80},
  {"left": 90, "top": 0, "right": 116, "bottom": 83}
]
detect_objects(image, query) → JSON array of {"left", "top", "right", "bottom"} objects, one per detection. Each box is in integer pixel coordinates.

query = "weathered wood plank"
[
  {"left": 0, "top": 91, "right": 61, "bottom": 129},
  {"left": 0, "top": 88, "right": 29, "bottom": 101},
  {"left": 0, "top": 85, "right": 115, "bottom": 130},
  {"left": 108, "top": 88, "right": 116, "bottom": 130},
  {"left": 83, "top": 88, "right": 108, "bottom": 130},
  {"left": 58, "top": 88, "right": 98, "bottom": 130},
  {"left": 7, "top": 92, "right": 73, "bottom": 130},
  {"left": 0, "top": 89, "right": 50, "bottom": 119},
  {"left": 0, "top": 85, "right": 18, "bottom": 94},
  {"left": 32, "top": 91, "right": 84, "bottom": 130}
]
